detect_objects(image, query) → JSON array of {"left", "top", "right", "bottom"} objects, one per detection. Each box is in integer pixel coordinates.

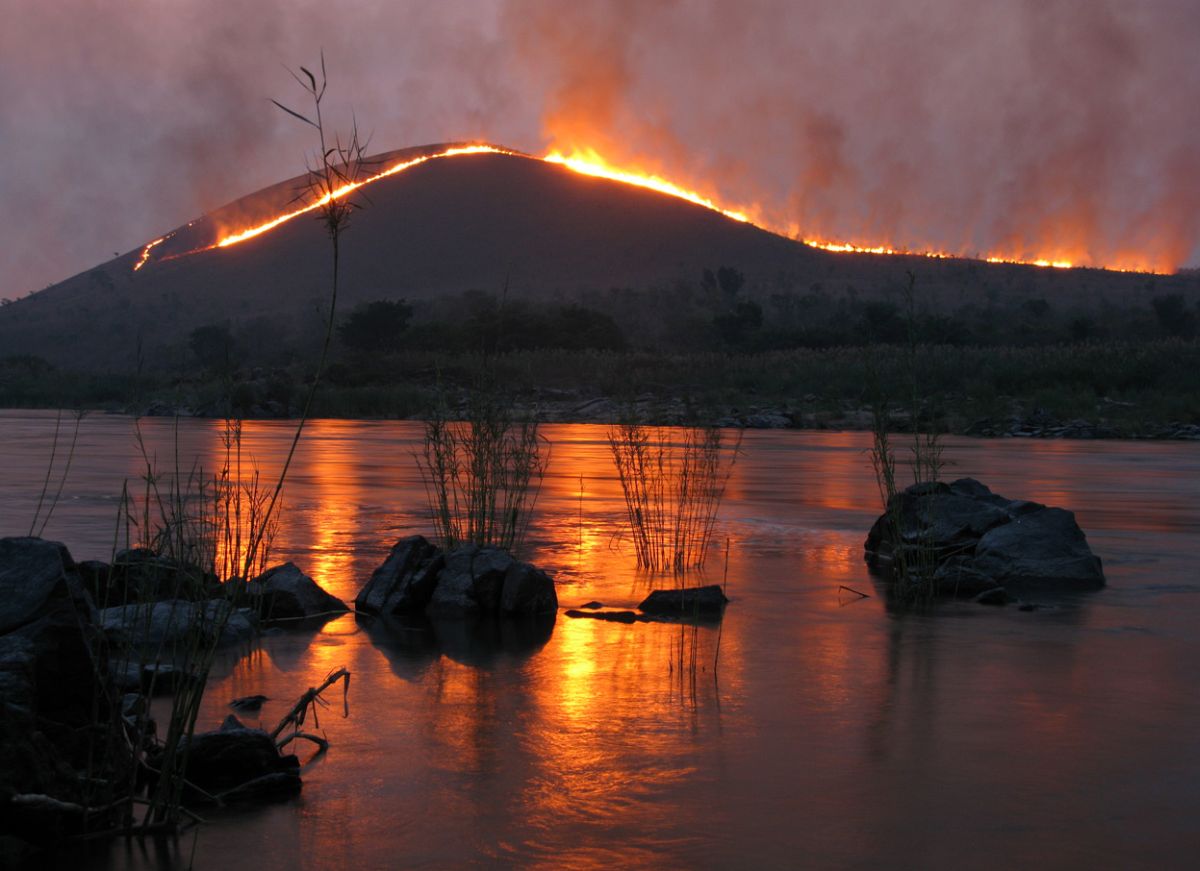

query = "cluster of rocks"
[
  {"left": 0, "top": 522, "right": 741, "bottom": 859},
  {"left": 865, "top": 477, "right": 1106, "bottom": 603},
  {"left": 87, "top": 551, "right": 348, "bottom": 655},
  {"left": 355, "top": 536, "right": 557, "bottom": 619},
  {"left": 1145, "top": 422, "right": 1200, "bottom": 440},
  {"left": 0, "top": 538, "right": 116, "bottom": 854},
  {"left": 0, "top": 537, "right": 347, "bottom": 856},
  {"left": 963, "top": 415, "right": 1122, "bottom": 439}
]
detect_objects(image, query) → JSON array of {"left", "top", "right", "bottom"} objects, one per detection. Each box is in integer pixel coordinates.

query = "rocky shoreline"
[{"left": 131, "top": 393, "right": 1200, "bottom": 442}]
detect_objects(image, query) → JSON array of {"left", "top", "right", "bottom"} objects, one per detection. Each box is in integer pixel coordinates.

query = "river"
[{"left": 1, "top": 410, "right": 1198, "bottom": 869}]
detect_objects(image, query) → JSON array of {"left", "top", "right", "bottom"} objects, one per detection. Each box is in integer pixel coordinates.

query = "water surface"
[{"left": 1, "top": 411, "right": 1198, "bottom": 869}]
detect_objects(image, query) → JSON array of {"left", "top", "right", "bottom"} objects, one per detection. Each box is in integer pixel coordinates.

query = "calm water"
[{"left": 2, "top": 410, "right": 1199, "bottom": 870}]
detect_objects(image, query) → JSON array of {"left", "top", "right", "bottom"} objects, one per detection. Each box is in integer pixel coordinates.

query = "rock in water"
[
  {"left": 500, "top": 562, "right": 558, "bottom": 616},
  {"left": 252, "top": 562, "right": 347, "bottom": 622},
  {"left": 99, "top": 599, "right": 257, "bottom": 648},
  {"left": 356, "top": 538, "right": 557, "bottom": 619},
  {"left": 355, "top": 535, "right": 444, "bottom": 616},
  {"left": 970, "top": 508, "right": 1105, "bottom": 590},
  {"left": 864, "top": 478, "right": 1105, "bottom": 596},
  {"left": 0, "top": 538, "right": 126, "bottom": 849},
  {"left": 176, "top": 726, "right": 300, "bottom": 800},
  {"left": 428, "top": 546, "right": 514, "bottom": 616},
  {"left": 638, "top": 585, "right": 729, "bottom": 617}
]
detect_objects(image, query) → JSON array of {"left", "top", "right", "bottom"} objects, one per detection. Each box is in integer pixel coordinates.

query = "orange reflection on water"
[{"left": 287, "top": 420, "right": 365, "bottom": 596}]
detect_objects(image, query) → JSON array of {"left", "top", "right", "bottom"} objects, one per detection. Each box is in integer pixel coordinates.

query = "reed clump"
[
  {"left": 76, "top": 62, "right": 362, "bottom": 839},
  {"left": 418, "top": 388, "right": 548, "bottom": 554},
  {"left": 92, "top": 417, "right": 284, "bottom": 831},
  {"left": 868, "top": 272, "right": 946, "bottom": 603},
  {"left": 608, "top": 422, "right": 741, "bottom": 573}
]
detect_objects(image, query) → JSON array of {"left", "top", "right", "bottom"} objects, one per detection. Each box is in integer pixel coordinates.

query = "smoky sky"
[{"left": 2, "top": 0, "right": 1197, "bottom": 298}]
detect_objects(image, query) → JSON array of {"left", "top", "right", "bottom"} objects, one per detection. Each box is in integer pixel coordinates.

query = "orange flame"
[
  {"left": 216, "top": 144, "right": 515, "bottom": 248},
  {"left": 544, "top": 148, "right": 751, "bottom": 224},
  {"left": 129, "top": 143, "right": 1167, "bottom": 275},
  {"left": 132, "top": 235, "right": 167, "bottom": 272}
]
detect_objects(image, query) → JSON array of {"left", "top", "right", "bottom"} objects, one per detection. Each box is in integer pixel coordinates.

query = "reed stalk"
[
  {"left": 76, "top": 60, "right": 361, "bottom": 837},
  {"left": 608, "top": 422, "right": 740, "bottom": 573},
  {"left": 867, "top": 271, "right": 945, "bottom": 603},
  {"left": 417, "top": 386, "right": 548, "bottom": 554}
]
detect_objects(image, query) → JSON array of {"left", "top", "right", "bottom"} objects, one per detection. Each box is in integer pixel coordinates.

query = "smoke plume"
[{"left": 2, "top": 0, "right": 1196, "bottom": 298}]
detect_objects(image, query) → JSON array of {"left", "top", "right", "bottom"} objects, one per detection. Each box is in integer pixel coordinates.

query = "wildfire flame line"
[
  {"left": 129, "top": 143, "right": 1162, "bottom": 275},
  {"left": 215, "top": 144, "right": 515, "bottom": 248},
  {"left": 132, "top": 234, "right": 168, "bottom": 271},
  {"left": 544, "top": 149, "right": 750, "bottom": 224},
  {"left": 801, "top": 239, "right": 1077, "bottom": 270}
]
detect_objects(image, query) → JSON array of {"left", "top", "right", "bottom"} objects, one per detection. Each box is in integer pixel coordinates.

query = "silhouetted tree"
[
  {"left": 1151, "top": 294, "right": 1196, "bottom": 338},
  {"left": 860, "top": 301, "right": 906, "bottom": 343},
  {"left": 188, "top": 323, "right": 239, "bottom": 373},
  {"left": 716, "top": 266, "right": 745, "bottom": 299},
  {"left": 338, "top": 299, "right": 414, "bottom": 352},
  {"left": 713, "top": 300, "right": 763, "bottom": 348}
]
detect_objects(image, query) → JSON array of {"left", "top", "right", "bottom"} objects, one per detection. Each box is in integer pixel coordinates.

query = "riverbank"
[{"left": 3, "top": 340, "right": 1198, "bottom": 440}]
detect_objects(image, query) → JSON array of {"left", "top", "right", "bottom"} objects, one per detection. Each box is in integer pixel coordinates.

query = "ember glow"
[
  {"left": 130, "top": 143, "right": 1164, "bottom": 275},
  {"left": 132, "top": 235, "right": 168, "bottom": 272},
  {"left": 544, "top": 148, "right": 751, "bottom": 224}
]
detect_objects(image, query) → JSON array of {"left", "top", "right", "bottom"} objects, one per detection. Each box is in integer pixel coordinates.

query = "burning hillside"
[
  {"left": 128, "top": 142, "right": 1164, "bottom": 277},
  {"left": 2, "top": 141, "right": 1195, "bottom": 373}
]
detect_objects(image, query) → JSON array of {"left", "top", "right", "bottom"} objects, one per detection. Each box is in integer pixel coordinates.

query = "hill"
[{"left": 0, "top": 142, "right": 1196, "bottom": 370}]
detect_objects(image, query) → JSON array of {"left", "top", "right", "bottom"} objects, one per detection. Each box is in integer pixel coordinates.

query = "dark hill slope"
[{"left": 1, "top": 144, "right": 1195, "bottom": 369}]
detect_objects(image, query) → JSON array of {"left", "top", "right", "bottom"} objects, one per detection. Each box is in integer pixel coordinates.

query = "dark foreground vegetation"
[
  {"left": 3, "top": 260, "right": 1200, "bottom": 438},
  {"left": 3, "top": 336, "right": 1198, "bottom": 440}
]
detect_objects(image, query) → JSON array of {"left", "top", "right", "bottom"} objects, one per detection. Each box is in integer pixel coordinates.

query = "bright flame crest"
[{"left": 129, "top": 143, "right": 1163, "bottom": 275}]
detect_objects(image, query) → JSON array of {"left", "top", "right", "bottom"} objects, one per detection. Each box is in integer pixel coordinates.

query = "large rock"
[
  {"left": 0, "top": 538, "right": 104, "bottom": 729},
  {"left": 864, "top": 479, "right": 1017, "bottom": 563},
  {"left": 356, "top": 538, "right": 558, "bottom": 619},
  {"left": 500, "top": 562, "right": 558, "bottom": 616},
  {"left": 354, "top": 536, "right": 444, "bottom": 616},
  {"left": 0, "top": 538, "right": 126, "bottom": 847},
  {"left": 99, "top": 599, "right": 257, "bottom": 649},
  {"left": 970, "top": 508, "right": 1105, "bottom": 591},
  {"left": 428, "top": 546, "right": 515, "bottom": 616},
  {"left": 865, "top": 478, "right": 1105, "bottom": 597},
  {"left": 252, "top": 562, "right": 347, "bottom": 622},
  {"left": 0, "top": 538, "right": 93, "bottom": 635}
]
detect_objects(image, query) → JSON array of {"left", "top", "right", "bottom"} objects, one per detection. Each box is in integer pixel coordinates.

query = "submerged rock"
[
  {"left": 361, "top": 609, "right": 556, "bottom": 671},
  {"left": 638, "top": 585, "right": 729, "bottom": 617},
  {"left": 99, "top": 599, "right": 257, "bottom": 649},
  {"left": 565, "top": 609, "right": 643, "bottom": 623},
  {"left": 973, "top": 587, "right": 1012, "bottom": 606},
  {"left": 865, "top": 478, "right": 1105, "bottom": 597},
  {"left": 174, "top": 725, "right": 300, "bottom": 801}
]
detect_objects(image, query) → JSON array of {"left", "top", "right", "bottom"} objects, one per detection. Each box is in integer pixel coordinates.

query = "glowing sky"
[{"left": 2, "top": 0, "right": 1197, "bottom": 298}]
